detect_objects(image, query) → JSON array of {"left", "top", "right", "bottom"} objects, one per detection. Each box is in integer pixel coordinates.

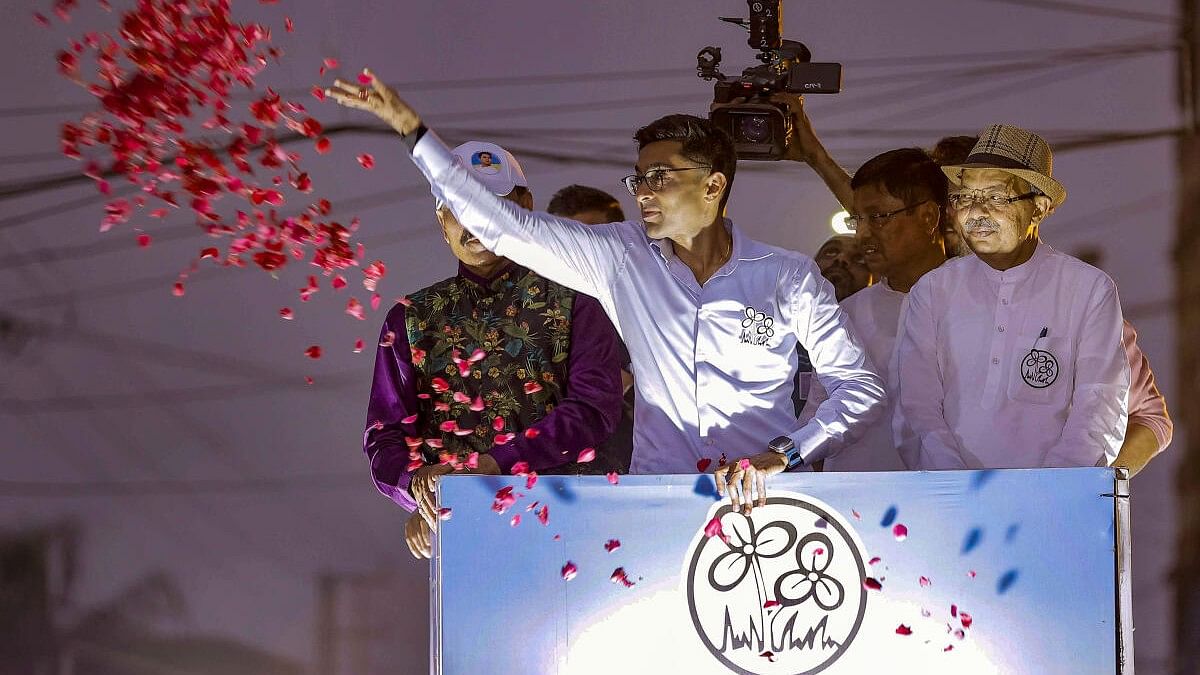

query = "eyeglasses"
[
  {"left": 620, "top": 166, "right": 712, "bottom": 196},
  {"left": 947, "top": 190, "right": 1038, "bottom": 211},
  {"left": 843, "top": 200, "right": 929, "bottom": 232}
]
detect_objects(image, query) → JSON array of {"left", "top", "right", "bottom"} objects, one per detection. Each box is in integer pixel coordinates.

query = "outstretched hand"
[
  {"left": 713, "top": 451, "right": 789, "bottom": 515},
  {"left": 324, "top": 68, "right": 422, "bottom": 136}
]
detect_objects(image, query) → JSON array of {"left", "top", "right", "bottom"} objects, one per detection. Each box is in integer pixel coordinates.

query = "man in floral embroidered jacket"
[{"left": 364, "top": 141, "right": 625, "bottom": 558}]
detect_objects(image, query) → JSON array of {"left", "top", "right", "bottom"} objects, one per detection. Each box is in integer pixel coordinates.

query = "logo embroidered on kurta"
[
  {"left": 1020, "top": 348, "right": 1059, "bottom": 388},
  {"left": 740, "top": 306, "right": 775, "bottom": 346}
]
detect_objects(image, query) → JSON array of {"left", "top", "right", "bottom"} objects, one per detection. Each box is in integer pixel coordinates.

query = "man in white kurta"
[
  {"left": 802, "top": 148, "right": 951, "bottom": 472},
  {"left": 894, "top": 125, "right": 1129, "bottom": 469}
]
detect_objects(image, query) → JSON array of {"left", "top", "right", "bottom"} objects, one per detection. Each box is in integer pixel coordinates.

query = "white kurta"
[
  {"left": 409, "top": 130, "right": 886, "bottom": 473},
  {"left": 808, "top": 282, "right": 909, "bottom": 471},
  {"left": 893, "top": 241, "right": 1129, "bottom": 469}
]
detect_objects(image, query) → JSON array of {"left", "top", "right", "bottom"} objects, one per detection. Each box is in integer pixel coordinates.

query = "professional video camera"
[{"left": 697, "top": 1, "right": 842, "bottom": 160}]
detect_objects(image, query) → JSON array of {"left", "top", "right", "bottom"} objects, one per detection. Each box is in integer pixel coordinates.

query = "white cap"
[{"left": 450, "top": 140, "right": 528, "bottom": 197}]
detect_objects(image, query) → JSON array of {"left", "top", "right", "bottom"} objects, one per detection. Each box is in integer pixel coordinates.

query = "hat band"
[{"left": 963, "top": 152, "right": 1038, "bottom": 173}]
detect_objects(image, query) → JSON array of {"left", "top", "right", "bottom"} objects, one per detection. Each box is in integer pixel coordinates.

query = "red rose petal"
[
  {"left": 960, "top": 612, "right": 973, "bottom": 629},
  {"left": 353, "top": 339, "right": 364, "bottom": 353},
  {"left": 536, "top": 505, "right": 549, "bottom": 526},
  {"left": 577, "top": 448, "right": 596, "bottom": 463},
  {"left": 279, "top": 307, "right": 294, "bottom": 320},
  {"left": 893, "top": 523, "right": 909, "bottom": 541},
  {"left": 606, "top": 472, "right": 619, "bottom": 485},
  {"left": 524, "top": 428, "right": 540, "bottom": 439},
  {"left": 561, "top": 561, "right": 577, "bottom": 581},
  {"left": 379, "top": 331, "right": 396, "bottom": 348},
  {"left": 895, "top": 624, "right": 913, "bottom": 636},
  {"left": 523, "top": 381, "right": 543, "bottom": 395},
  {"left": 137, "top": 233, "right": 151, "bottom": 247},
  {"left": 696, "top": 458, "right": 712, "bottom": 472},
  {"left": 172, "top": 282, "right": 185, "bottom": 297},
  {"left": 437, "top": 507, "right": 452, "bottom": 521},
  {"left": 510, "top": 461, "right": 530, "bottom": 475},
  {"left": 400, "top": 414, "right": 418, "bottom": 424},
  {"left": 863, "top": 577, "right": 883, "bottom": 591},
  {"left": 357, "top": 153, "right": 375, "bottom": 169},
  {"left": 315, "top": 137, "right": 332, "bottom": 154},
  {"left": 604, "top": 539, "right": 621, "bottom": 553},
  {"left": 763, "top": 600, "right": 780, "bottom": 609},
  {"left": 919, "top": 576, "right": 931, "bottom": 587},
  {"left": 305, "top": 345, "right": 322, "bottom": 359},
  {"left": 868, "top": 556, "right": 881, "bottom": 565},
  {"left": 284, "top": 16, "right": 294, "bottom": 32},
  {"left": 704, "top": 516, "right": 728, "bottom": 544},
  {"left": 760, "top": 651, "right": 775, "bottom": 663},
  {"left": 510, "top": 514, "right": 521, "bottom": 527}
]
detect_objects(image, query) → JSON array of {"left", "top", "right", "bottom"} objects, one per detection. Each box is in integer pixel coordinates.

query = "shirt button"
[
  {"left": 997, "top": 325, "right": 1005, "bottom": 332},
  {"left": 992, "top": 358, "right": 1000, "bottom": 365}
]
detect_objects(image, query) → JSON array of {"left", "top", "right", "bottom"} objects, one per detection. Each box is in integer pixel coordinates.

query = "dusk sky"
[{"left": 0, "top": 0, "right": 1181, "bottom": 672}]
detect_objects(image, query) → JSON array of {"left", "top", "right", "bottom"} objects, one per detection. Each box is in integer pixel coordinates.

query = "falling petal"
[
  {"left": 311, "top": 86, "right": 326, "bottom": 101},
  {"left": 172, "top": 282, "right": 185, "bottom": 297},
  {"left": 524, "top": 428, "right": 540, "bottom": 439},
  {"left": 561, "top": 561, "right": 577, "bottom": 581},
  {"left": 305, "top": 345, "right": 322, "bottom": 359},
  {"left": 510, "top": 514, "right": 521, "bottom": 527},
  {"left": 759, "top": 652, "right": 775, "bottom": 663},
  {"left": 510, "top": 461, "right": 530, "bottom": 475},
  {"left": 895, "top": 624, "right": 913, "bottom": 636},
  {"left": 523, "top": 381, "right": 543, "bottom": 395},
  {"left": 492, "top": 416, "right": 505, "bottom": 432},
  {"left": 763, "top": 600, "right": 780, "bottom": 609},
  {"left": 400, "top": 414, "right": 418, "bottom": 424},
  {"left": 967, "top": 570, "right": 977, "bottom": 578},
  {"left": 315, "top": 137, "right": 331, "bottom": 154},
  {"left": 703, "top": 516, "right": 728, "bottom": 544},
  {"left": 863, "top": 577, "right": 882, "bottom": 591},
  {"left": 577, "top": 448, "right": 596, "bottom": 463},
  {"left": 536, "top": 505, "right": 549, "bottom": 526},
  {"left": 284, "top": 16, "right": 294, "bottom": 32},
  {"left": 960, "top": 612, "right": 973, "bottom": 629},
  {"left": 353, "top": 339, "right": 364, "bottom": 353},
  {"left": 604, "top": 539, "right": 621, "bottom": 553},
  {"left": 437, "top": 507, "right": 452, "bottom": 521},
  {"left": 323, "top": 57, "right": 339, "bottom": 70},
  {"left": 357, "top": 153, "right": 376, "bottom": 169},
  {"left": 869, "top": 556, "right": 881, "bottom": 565},
  {"left": 919, "top": 576, "right": 931, "bottom": 587},
  {"left": 525, "top": 472, "right": 538, "bottom": 489},
  {"left": 606, "top": 472, "right": 619, "bottom": 485},
  {"left": 696, "top": 458, "right": 712, "bottom": 472},
  {"left": 137, "top": 233, "right": 151, "bottom": 247},
  {"left": 738, "top": 458, "right": 750, "bottom": 470},
  {"left": 200, "top": 248, "right": 220, "bottom": 260},
  {"left": 379, "top": 331, "right": 396, "bottom": 347},
  {"left": 893, "top": 524, "right": 908, "bottom": 541}
]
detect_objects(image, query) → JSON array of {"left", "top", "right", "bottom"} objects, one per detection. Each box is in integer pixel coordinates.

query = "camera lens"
[{"left": 736, "top": 114, "right": 770, "bottom": 144}]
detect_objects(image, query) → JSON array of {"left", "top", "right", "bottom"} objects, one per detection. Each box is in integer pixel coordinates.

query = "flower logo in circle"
[
  {"left": 684, "top": 494, "right": 869, "bottom": 674},
  {"left": 775, "top": 532, "right": 845, "bottom": 611},
  {"left": 740, "top": 306, "right": 775, "bottom": 340},
  {"left": 709, "top": 512, "right": 796, "bottom": 592}
]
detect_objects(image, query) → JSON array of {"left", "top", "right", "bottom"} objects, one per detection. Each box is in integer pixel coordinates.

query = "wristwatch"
[{"left": 768, "top": 435, "right": 804, "bottom": 470}]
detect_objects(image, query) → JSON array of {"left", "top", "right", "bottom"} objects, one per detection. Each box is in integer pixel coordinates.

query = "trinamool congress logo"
[{"left": 683, "top": 493, "right": 869, "bottom": 674}]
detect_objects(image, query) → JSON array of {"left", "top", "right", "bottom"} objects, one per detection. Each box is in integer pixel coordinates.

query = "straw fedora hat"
[{"left": 942, "top": 124, "right": 1066, "bottom": 207}]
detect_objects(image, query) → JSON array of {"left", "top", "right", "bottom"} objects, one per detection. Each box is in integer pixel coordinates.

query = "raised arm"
[
  {"left": 326, "top": 70, "right": 629, "bottom": 301},
  {"left": 772, "top": 94, "right": 854, "bottom": 210}
]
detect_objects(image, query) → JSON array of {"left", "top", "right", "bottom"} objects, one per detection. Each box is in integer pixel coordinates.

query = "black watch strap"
[{"left": 401, "top": 122, "right": 428, "bottom": 153}]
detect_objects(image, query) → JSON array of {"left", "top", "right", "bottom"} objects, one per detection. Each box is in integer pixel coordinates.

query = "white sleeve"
[
  {"left": 409, "top": 130, "right": 629, "bottom": 302},
  {"left": 786, "top": 263, "right": 887, "bottom": 464},
  {"left": 1042, "top": 281, "right": 1130, "bottom": 467},
  {"left": 894, "top": 278, "right": 968, "bottom": 470}
]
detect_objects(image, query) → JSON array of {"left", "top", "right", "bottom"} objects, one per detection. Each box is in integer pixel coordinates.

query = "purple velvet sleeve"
[{"left": 363, "top": 303, "right": 421, "bottom": 512}]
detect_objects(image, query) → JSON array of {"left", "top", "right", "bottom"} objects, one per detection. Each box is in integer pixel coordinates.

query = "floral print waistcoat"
[{"left": 404, "top": 265, "right": 575, "bottom": 460}]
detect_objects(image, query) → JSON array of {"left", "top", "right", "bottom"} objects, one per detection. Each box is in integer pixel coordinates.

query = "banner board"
[{"left": 432, "top": 468, "right": 1129, "bottom": 674}]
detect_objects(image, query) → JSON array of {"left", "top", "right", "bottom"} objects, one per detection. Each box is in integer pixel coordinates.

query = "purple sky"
[{"left": 0, "top": 0, "right": 1181, "bottom": 672}]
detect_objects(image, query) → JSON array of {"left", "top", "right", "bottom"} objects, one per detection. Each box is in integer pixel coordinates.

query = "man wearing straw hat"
[{"left": 893, "top": 124, "right": 1130, "bottom": 470}]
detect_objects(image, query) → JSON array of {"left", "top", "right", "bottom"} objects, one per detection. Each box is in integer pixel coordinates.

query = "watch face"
[{"left": 769, "top": 435, "right": 793, "bottom": 452}]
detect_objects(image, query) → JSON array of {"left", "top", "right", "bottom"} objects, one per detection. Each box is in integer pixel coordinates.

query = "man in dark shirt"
[{"left": 364, "top": 142, "right": 624, "bottom": 558}]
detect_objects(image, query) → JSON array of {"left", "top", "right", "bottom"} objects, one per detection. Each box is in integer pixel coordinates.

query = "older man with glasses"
[
  {"left": 893, "top": 125, "right": 1130, "bottom": 470},
  {"left": 327, "top": 70, "right": 885, "bottom": 514}
]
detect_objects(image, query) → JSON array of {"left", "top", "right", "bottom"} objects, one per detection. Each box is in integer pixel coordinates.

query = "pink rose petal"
[
  {"left": 606, "top": 472, "right": 619, "bottom": 485},
  {"left": 893, "top": 523, "right": 909, "bottom": 541},
  {"left": 577, "top": 448, "right": 596, "bottom": 463}
]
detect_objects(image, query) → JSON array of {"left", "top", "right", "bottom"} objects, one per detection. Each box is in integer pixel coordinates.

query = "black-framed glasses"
[
  {"left": 620, "top": 166, "right": 712, "bottom": 196},
  {"left": 947, "top": 190, "right": 1038, "bottom": 210},
  {"left": 844, "top": 200, "right": 929, "bottom": 232}
]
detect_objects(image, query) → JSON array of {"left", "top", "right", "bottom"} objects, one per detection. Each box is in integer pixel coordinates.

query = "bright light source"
[{"left": 830, "top": 210, "right": 853, "bottom": 235}]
